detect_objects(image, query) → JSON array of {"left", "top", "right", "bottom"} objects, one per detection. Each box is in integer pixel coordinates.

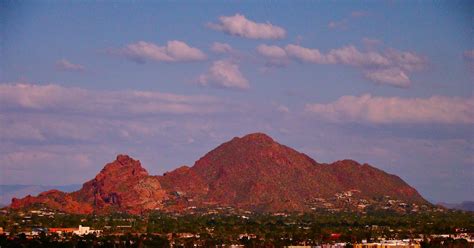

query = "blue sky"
[{"left": 1, "top": 1, "right": 473, "bottom": 203}]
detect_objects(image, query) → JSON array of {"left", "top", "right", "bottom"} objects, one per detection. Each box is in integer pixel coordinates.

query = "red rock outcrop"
[{"left": 10, "top": 155, "right": 167, "bottom": 214}]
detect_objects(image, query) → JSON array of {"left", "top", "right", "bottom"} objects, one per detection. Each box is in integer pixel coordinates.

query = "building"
[
  {"left": 354, "top": 240, "right": 420, "bottom": 248},
  {"left": 49, "top": 225, "right": 102, "bottom": 236},
  {"left": 73, "top": 225, "right": 102, "bottom": 236},
  {"left": 49, "top": 227, "right": 77, "bottom": 234}
]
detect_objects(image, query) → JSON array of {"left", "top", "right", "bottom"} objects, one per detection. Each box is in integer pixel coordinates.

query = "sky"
[{"left": 0, "top": 1, "right": 473, "bottom": 203}]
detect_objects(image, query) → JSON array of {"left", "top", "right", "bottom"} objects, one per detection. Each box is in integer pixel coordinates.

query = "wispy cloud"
[
  {"left": 305, "top": 94, "right": 474, "bottom": 124},
  {"left": 210, "top": 42, "right": 234, "bottom": 54},
  {"left": 55, "top": 59, "right": 85, "bottom": 72},
  {"left": 328, "top": 20, "right": 348, "bottom": 30},
  {"left": 0, "top": 83, "right": 220, "bottom": 115},
  {"left": 364, "top": 68, "right": 410, "bottom": 88},
  {"left": 197, "top": 60, "right": 249, "bottom": 90},
  {"left": 111, "top": 40, "right": 206, "bottom": 63},
  {"left": 257, "top": 44, "right": 425, "bottom": 87},
  {"left": 207, "top": 13, "right": 286, "bottom": 40},
  {"left": 328, "top": 10, "right": 369, "bottom": 30}
]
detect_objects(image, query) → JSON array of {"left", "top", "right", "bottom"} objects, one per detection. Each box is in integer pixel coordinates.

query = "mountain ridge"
[{"left": 8, "top": 132, "right": 429, "bottom": 214}]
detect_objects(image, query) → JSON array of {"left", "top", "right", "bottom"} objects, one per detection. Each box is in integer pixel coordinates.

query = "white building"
[{"left": 73, "top": 225, "right": 102, "bottom": 236}]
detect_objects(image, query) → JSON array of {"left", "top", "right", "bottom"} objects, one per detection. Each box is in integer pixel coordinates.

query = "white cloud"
[
  {"left": 207, "top": 13, "right": 286, "bottom": 39},
  {"left": 211, "top": 42, "right": 234, "bottom": 54},
  {"left": 197, "top": 60, "right": 249, "bottom": 90},
  {"left": 364, "top": 68, "right": 410, "bottom": 88},
  {"left": 113, "top": 40, "right": 206, "bottom": 63},
  {"left": 384, "top": 48, "right": 425, "bottom": 71},
  {"left": 257, "top": 44, "right": 287, "bottom": 59},
  {"left": 257, "top": 43, "right": 425, "bottom": 87},
  {"left": 305, "top": 94, "right": 474, "bottom": 124},
  {"left": 326, "top": 45, "right": 391, "bottom": 67},
  {"left": 0, "top": 83, "right": 220, "bottom": 115},
  {"left": 55, "top": 59, "right": 85, "bottom": 72},
  {"left": 284, "top": 44, "right": 326, "bottom": 63},
  {"left": 256, "top": 44, "right": 289, "bottom": 66}
]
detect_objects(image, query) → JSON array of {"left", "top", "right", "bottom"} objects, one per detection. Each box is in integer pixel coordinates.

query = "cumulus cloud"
[
  {"left": 257, "top": 44, "right": 287, "bottom": 59},
  {"left": 211, "top": 42, "right": 234, "bottom": 54},
  {"left": 112, "top": 40, "right": 206, "bottom": 63},
  {"left": 55, "top": 59, "right": 85, "bottom": 72},
  {"left": 197, "top": 60, "right": 249, "bottom": 90},
  {"left": 305, "top": 94, "right": 474, "bottom": 124},
  {"left": 207, "top": 13, "right": 286, "bottom": 39},
  {"left": 256, "top": 44, "right": 289, "bottom": 66},
  {"left": 0, "top": 83, "right": 220, "bottom": 115},
  {"left": 257, "top": 43, "right": 425, "bottom": 87},
  {"left": 284, "top": 44, "right": 327, "bottom": 63}
]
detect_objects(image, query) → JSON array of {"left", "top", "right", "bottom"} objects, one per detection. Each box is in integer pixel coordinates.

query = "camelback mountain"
[{"left": 10, "top": 133, "right": 428, "bottom": 214}]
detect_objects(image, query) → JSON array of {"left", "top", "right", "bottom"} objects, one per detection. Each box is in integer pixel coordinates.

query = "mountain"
[
  {"left": 160, "top": 133, "right": 427, "bottom": 211},
  {"left": 11, "top": 155, "right": 167, "bottom": 214},
  {"left": 438, "top": 201, "right": 474, "bottom": 212},
  {"left": 8, "top": 133, "right": 429, "bottom": 214}
]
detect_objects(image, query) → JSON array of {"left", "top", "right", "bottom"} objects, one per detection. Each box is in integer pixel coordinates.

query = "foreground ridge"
[{"left": 9, "top": 133, "right": 429, "bottom": 214}]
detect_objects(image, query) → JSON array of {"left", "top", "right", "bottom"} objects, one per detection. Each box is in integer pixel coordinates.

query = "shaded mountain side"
[
  {"left": 9, "top": 133, "right": 429, "bottom": 214},
  {"left": 157, "top": 165, "right": 209, "bottom": 199},
  {"left": 324, "top": 160, "right": 428, "bottom": 205}
]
